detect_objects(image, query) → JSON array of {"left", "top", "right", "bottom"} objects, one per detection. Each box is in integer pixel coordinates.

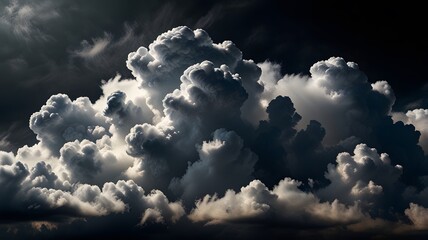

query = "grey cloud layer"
[{"left": 1, "top": 26, "right": 428, "bottom": 239}]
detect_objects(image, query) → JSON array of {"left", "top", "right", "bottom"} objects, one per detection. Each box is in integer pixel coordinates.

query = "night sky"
[{"left": 1, "top": 1, "right": 428, "bottom": 239}]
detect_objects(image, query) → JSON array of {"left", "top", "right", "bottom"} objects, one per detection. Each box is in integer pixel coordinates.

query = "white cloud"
[
  {"left": 405, "top": 203, "right": 428, "bottom": 230},
  {"left": 126, "top": 26, "right": 243, "bottom": 114},
  {"left": 189, "top": 177, "right": 364, "bottom": 226},
  {"left": 29, "top": 94, "right": 110, "bottom": 155},
  {"left": 258, "top": 57, "right": 395, "bottom": 145},
  {"left": 162, "top": 61, "right": 248, "bottom": 143},
  {"left": 58, "top": 137, "right": 132, "bottom": 186},
  {"left": 0, "top": 151, "right": 184, "bottom": 225},
  {"left": 318, "top": 143, "right": 402, "bottom": 207},
  {"left": 392, "top": 109, "right": 428, "bottom": 153}
]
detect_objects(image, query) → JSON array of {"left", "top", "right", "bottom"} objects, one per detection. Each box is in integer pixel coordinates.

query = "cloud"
[
  {"left": 124, "top": 123, "right": 178, "bottom": 191},
  {"left": 103, "top": 89, "right": 154, "bottom": 137},
  {"left": 0, "top": 0, "right": 59, "bottom": 41},
  {"left": 69, "top": 23, "right": 149, "bottom": 75},
  {"left": 0, "top": 152, "right": 183, "bottom": 225},
  {"left": 189, "top": 177, "right": 364, "bottom": 227},
  {"left": 27, "top": 161, "right": 61, "bottom": 189},
  {"left": 170, "top": 129, "right": 257, "bottom": 203},
  {"left": 258, "top": 58, "right": 427, "bottom": 185},
  {"left": 251, "top": 95, "right": 302, "bottom": 186},
  {"left": 2, "top": 25, "right": 428, "bottom": 239},
  {"left": 0, "top": 160, "right": 29, "bottom": 214},
  {"left": 393, "top": 109, "right": 428, "bottom": 153},
  {"left": 257, "top": 58, "right": 395, "bottom": 145},
  {"left": 318, "top": 144, "right": 403, "bottom": 214},
  {"left": 29, "top": 94, "right": 110, "bottom": 155},
  {"left": 73, "top": 33, "right": 112, "bottom": 58},
  {"left": 58, "top": 137, "right": 132, "bottom": 186},
  {"left": 126, "top": 123, "right": 169, "bottom": 158},
  {"left": 0, "top": 132, "right": 13, "bottom": 152},
  {"left": 123, "top": 60, "right": 253, "bottom": 191},
  {"left": 126, "top": 26, "right": 243, "bottom": 114},
  {"left": 162, "top": 61, "right": 249, "bottom": 139},
  {"left": 405, "top": 203, "right": 428, "bottom": 230}
]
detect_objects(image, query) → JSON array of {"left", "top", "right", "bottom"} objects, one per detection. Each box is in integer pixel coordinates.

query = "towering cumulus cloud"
[{"left": 1, "top": 26, "right": 428, "bottom": 239}]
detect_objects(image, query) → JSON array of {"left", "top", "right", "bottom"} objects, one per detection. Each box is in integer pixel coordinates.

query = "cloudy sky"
[{"left": 1, "top": 0, "right": 428, "bottom": 239}]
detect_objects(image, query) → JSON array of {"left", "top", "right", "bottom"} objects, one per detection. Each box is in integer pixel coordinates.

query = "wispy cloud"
[
  {"left": 0, "top": 0, "right": 59, "bottom": 41},
  {"left": 73, "top": 33, "right": 112, "bottom": 58}
]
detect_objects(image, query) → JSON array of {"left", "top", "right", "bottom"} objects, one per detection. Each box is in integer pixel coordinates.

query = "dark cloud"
[
  {"left": 0, "top": 161, "right": 29, "bottom": 216},
  {"left": 0, "top": 0, "right": 202, "bottom": 151},
  {"left": 1, "top": 15, "right": 428, "bottom": 240},
  {"left": 405, "top": 203, "right": 428, "bottom": 230},
  {"left": 251, "top": 96, "right": 301, "bottom": 186},
  {"left": 1, "top": 0, "right": 427, "bottom": 154},
  {"left": 170, "top": 129, "right": 257, "bottom": 204},
  {"left": 393, "top": 109, "right": 428, "bottom": 152},
  {"left": 258, "top": 57, "right": 395, "bottom": 145},
  {"left": 258, "top": 57, "right": 428, "bottom": 186}
]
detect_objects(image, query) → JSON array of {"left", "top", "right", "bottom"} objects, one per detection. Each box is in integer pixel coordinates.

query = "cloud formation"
[
  {"left": 29, "top": 94, "right": 109, "bottom": 155},
  {"left": 393, "top": 109, "right": 428, "bottom": 152},
  {"left": 170, "top": 129, "right": 257, "bottom": 203},
  {"left": 1, "top": 26, "right": 428, "bottom": 239},
  {"left": 0, "top": 152, "right": 184, "bottom": 226},
  {"left": 257, "top": 57, "right": 395, "bottom": 145},
  {"left": 189, "top": 177, "right": 364, "bottom": 227},
  {"left": 126, "top": 26, "right": 243, "bottom": 115}
]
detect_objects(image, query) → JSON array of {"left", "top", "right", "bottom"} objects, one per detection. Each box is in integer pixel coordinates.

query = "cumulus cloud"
[
  {"left": 163, "top": 61, "right": 249, "bottom": 140},
  {"left": 126, "top": 26, "right": 244, "bottom": 116},
  {"left": 258, "top": 58, "right": 427, "bottom": 185},
  {"left": 393, "top": 109, "right": 428, "bottom": 153},
  {"left": 123, "top": 60, "right": 253, "bottom": 191},
  {"left": 0, "top": 160, "right": 29, "bottom": 214},
  {"left": 170, "top": 129, "right": 257, "bottom": 203},
  {"left": 0, "top": 152, "right": 183, "bottom": 225},
  {"left": 29, "top": 94, "right": 110, "bottom": 155},
  {"left": 93, "top": 75, "right": 155, "bottom": 138},
  {"left": 58, "top": 137, "right": 132, "bottom": 186},
  {"left": 405, "top": 203, "right": 428, "bottom": 230},
  {"left": 123, "top": 122, "right": 184, "bottom": 192},
  {"left": 2, "top": 25, "right": 428, "bottom": 239},
  {"left": 251, "top": 95, "right": 302, "bottom": 186},
  {"left": 189, "top": 177, "right": 364, "bottom": 227},
  {"left": 103, "top": 90, "right": 153, "bottom": 137},
  {"left": 318, "top": 144, "right": 403, "bottom": 214},
  {"left": 258, "top": 57, "right": 395, "bottom": 145}
]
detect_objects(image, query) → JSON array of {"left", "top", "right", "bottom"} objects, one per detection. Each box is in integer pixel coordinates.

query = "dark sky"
[
  {"left": 2, "top": 1, "right": 428, "bottom": 239},
  {"left": 1, "top": 0, "right": 426, "bottom": 151}
]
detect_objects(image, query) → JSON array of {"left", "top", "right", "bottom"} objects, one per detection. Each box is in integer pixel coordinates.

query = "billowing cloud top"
[{"left": 1, "top": 26, "right": 428, "bottom": 240}]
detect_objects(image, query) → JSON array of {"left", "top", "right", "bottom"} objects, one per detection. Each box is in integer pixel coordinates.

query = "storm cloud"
[{"left": 1, "top": 25, "right": 428, "bottom": 240}]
